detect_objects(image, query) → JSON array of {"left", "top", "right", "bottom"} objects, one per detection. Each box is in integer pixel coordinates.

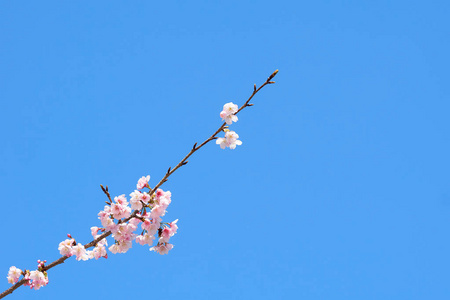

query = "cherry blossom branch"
[
  {"left": 0, "top": 70, "right": 278, "bottom": 299},
  {"left": 149, "top": 69, "right": 278, "bottom": 194}
]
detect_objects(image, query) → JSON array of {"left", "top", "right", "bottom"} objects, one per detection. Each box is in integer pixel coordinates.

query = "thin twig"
[{"left": 0, "top": 70, "right": 278, "bottom": 299}]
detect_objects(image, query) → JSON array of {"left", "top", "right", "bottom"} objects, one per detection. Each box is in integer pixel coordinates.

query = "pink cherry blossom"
[
  {"left": 109, "top": 241, "right": 132, "bottom": 254},
  {"left": 7, "top": 266, "right": 22, "bottom": 284},
  {"left": 159, "top": 195, "right": 171, "bottom": 210},
  {"left": 159, "top": 227, "right": 172, "bottom": 243},
  {"left": 156, "top": 189, "right": 164, "bottom": 198},
  {"left": 111, "top": 202, "right": 131, "bottom": 220},
  {"left": 142, "top": 218, "right": 160, "bottom": 236},
  {"left": 135, "top": 233, "right": 155, "bottom": 246},
  {"left": 58, "top": 238, "right": 75, "bottom": 257},
  {"left": 90, "top": 226, "right": 99, "bottom": 237},
  {"left": 6, "top": 175, "right": 180, "bottom": 292},
  {"left": 141, "top": 192, "right": 151, "bottom": 203},
  {"left": 71, "top": 244, "right": 90, "bottom": 261},
  {"left": 114, "top": 194, "right": 128, "bottom": 206},
  {"left": 91, "top": 245, "right": 107, "bottom": 260},
  {"left": 169, "top": 219, "right": 179, "bottom": 236},
  {"left": 216, "top": 130, "right": 242, "bottom": 149},
  {"left": 129, "top": 216, "right": 142, "bottom": 227},
  {"left": 28, "top": 271, "right": 48, "bottom": 290},
  {"left": 150, "top": 243, "right": 174, "bottom": 255},
  {"left": 108, "top": 244, "right": 120, "bottom": 254},
  {"left": 137, "top": 175, "right": 150, "bottom": 190},
  {"left": 219, "top": 102, "right": 239, "bottom": 125},
  {"left": 129, "top": 190, "right": 144, "bottom": 210},
  {"left": 150, "top": 204, "right": 166, "bottom": 220},
  {"left": 112, "top": 223, "right": 137, "bottom": 243}
]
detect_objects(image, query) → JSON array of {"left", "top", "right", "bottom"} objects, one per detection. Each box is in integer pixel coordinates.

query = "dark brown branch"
[
  {"left": 0, "top": 279, "right": 28, "bottom": 299},
  {"left": 0, "top": 70, "right": 278, "bottom": 299}
]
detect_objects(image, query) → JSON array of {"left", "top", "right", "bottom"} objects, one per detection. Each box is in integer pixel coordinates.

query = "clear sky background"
[{"left": 1, "top": 1, "right": 449, "bottom": 299}]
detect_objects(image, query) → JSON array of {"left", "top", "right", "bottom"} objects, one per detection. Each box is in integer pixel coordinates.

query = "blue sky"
[{"left": 1, "top": 1, "right": 449, "bottom": 299}]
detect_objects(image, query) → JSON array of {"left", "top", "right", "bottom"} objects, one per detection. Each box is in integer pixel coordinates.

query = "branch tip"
[{"left": 268, "top": 69, "right": 278, "bottom": 81}]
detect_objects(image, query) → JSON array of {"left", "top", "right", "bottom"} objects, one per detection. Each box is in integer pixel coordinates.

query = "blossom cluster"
[
  {"left": 217, "top": 102, "right": 242, "bottom": 149},
  {"left": 58, "top": 232, "right": 107, "bottom": 261},
  {"left": 7, "top": 261, "right": 49, "bottom": 290},
  {"left": 7, "top": 175, "right": 178, "bottom": 290},
  {"left": 92, "top": 175, "right": 178, "bottom": 256}
]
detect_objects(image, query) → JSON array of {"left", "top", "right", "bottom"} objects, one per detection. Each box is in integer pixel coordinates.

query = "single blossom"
[
  {"left": 169, "top": 219, "right": 179, "bottom": 236},
  {"left": 28, "top": 271, "right": 48, "bottom": 290},
  {"left": 111, "top": 202, "right": 131, "bottom": 220},
  {"left": 109, "top": 241, "right": 132, "bottom": 254},
  {"left": 141, "top": 192, "right": 151, "bottom": 203},
  {"left": 108, "top": 244, "right": 120, "bottom": 254},
  {"left": 114, "top": 194, "right": 128, "bottom": 206},
  {"left": 71, "top": 243, "right": 90, "bottom": 261},
  {"left": 137, "top": 175, "right": 150, "bottom": 190},
  {"left": 150, "top": 204, "right": 166, "bottom": 220},
  {"left": 112, "top": 223, "right": 137, "bottom": 243},
  {"left": 219, "top": 102, "right": 239, "bottom": 125},
  {"left": 58, "top": 238, "right": 75, "bottom": 257},
  {"left": 90, "top": 226, "right": 99, "bottom": 237},
  {"left": 130, "top": 190, "right": 144, "bottom": 210},
  {"left": 92, "top": 245, "right": 107, "bottom": 260},
  {"left": 129, "top": 216, "right": 142, "bottom": 227},
  {"left": 159, "top": 227, "right": 171, "bottom": 243},
  {"left": 142, "top": 218, "right": 160, "bottom": 236},
  {"left": 216, "top": 130, "right": 242, "bottom": 149},
  {"left": 150, "top": 243, "right": 174, "bottom": 255},
  {"left": 136, "top": 233, "right": 155, "bottom": 246},
  {"left": 7, "top": 266, "right": 22, "bottom": 284}
]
